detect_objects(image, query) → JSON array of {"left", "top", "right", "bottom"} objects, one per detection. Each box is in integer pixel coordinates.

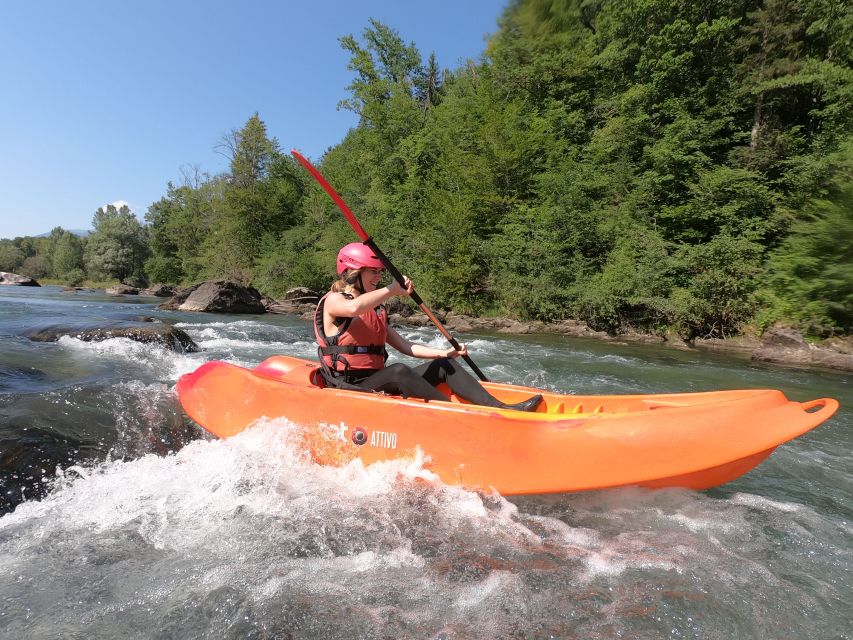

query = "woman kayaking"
[{"left": 313, "top": 242, "right": 543, "bottom": 411}]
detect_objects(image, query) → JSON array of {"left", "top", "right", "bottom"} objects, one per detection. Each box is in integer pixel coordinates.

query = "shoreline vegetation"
[
  {"left": 5, "top": 276, "right": 852, "bottom": 372},
  {"left": 2, "top": 2, "right": 851, "bottom": 360}
]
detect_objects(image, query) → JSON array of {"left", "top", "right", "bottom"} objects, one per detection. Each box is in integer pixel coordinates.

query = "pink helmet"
[{"left": 337, "top": 242, "right": 384, "bottom": 275}]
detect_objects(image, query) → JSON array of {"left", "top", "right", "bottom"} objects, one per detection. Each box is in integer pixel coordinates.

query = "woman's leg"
[
  {"left": 411, "top": 358, "right": 503, "bottom": 407},
  {"left": 356, "top": 363, "right": 450, "bottom": 402}
]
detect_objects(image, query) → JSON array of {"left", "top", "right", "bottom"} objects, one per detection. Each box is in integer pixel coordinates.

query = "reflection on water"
[{"left": 0, "top": 285, "right": 850, "bottom": 639}]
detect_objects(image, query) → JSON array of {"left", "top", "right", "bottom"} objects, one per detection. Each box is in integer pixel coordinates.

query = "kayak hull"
[{"left": 176, "top": 355, "right": 838, "bottom": 495}]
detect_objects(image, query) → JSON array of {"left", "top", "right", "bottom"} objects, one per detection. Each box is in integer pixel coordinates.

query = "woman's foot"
[{"left": 500, "top": 394, "right": 543, "bottom": 412}]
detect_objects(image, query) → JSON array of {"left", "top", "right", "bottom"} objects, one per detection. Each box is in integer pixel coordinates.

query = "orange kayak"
[{"left": 177, "top": 355, "right": 839, "bottom": 495}]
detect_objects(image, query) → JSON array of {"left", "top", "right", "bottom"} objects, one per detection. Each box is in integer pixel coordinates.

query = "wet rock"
[
  {"left": 266, "top": 287, "right": 322, "bottom": 315},
  {"left": 157, "top": 283, "right": 202, "bottom": 310},
  {"left": 23, "top": 321, "right": 200, "bottom": 353},
  {"left": 442, "top": 313, "right": 475, "bottom": 333},
  {"left": 0, "top": 271, "right": 40, "bottom": 286},
  {"left": 385, "top": 298, "right": 416, "bottom": 318},
  {"left": 160, "top": 280, "right": 265, "bottom": 314},
  {"left": 106, "top": 284, "right": 139, "bottom": 296},
  {"left": 141, "top": 283, "right": 175, "bottom": 297},
  {"left": 497, "top": 319, "right": 546, "bottom": 334},
  {"left": 616, "top": 331, "right": 666, "bottom": 344},
  {"left": 752, "top": 327, "right": 811, "bottom": 366},
  {"left": 810, "top": 349, "right": 853, "bottom": 371},
  {"left": 268, "top": 301, "right": 315, "bottom": 315},
  {"left": 752, "top": 326, "right": 853, "bottom": 372},
  {"left": 284, "top": 287, "right": 321, "bottom": 304},
  {"left": 390, "top": 311, "right": 431, "bottom": 327},
  {"left": 541, "top": 318, "right": 608, "bottom": 339}
]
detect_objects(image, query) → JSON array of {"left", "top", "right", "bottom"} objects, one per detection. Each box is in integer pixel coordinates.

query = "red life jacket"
[{"left": 314, "top": 292, "right": 388, "bottom": 374}]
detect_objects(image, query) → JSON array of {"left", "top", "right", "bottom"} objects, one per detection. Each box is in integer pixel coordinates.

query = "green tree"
[
  {"left": 85, "top": 204, "right": 150, "bottom": 284},
  {"left": 0, "top": 241, "right": 25, "bottom": 272},
  {"left": 217, "top": 112, "right": 280, "bottom": 189},
  {"left": 761, "top": 142, "right": 853, "bottom": 334},
  {"left": 19, "top": 255, "right": 51, "bottom": 279},
  {"left": 52, "top": 231, "right": 85, "bottom": 282}
]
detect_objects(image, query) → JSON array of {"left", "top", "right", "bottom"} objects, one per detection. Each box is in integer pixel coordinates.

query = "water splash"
[{"left": 1, "top": 420, "right": 849, "bottom": 639}]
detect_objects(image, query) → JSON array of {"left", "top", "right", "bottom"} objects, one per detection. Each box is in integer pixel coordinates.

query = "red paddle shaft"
[{"left": 291, "top": 149, "right": 489, "bottom": 382}]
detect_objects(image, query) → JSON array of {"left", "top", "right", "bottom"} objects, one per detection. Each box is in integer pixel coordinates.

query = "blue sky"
[{"left": 0, "top": 0, "right": 505, "bottom": 239}]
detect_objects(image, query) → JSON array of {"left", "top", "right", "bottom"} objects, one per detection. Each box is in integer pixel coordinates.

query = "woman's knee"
[
  {"left": 385, "top": 362, "right": 419, "bottom": 382},
  {"left": 385, "top": 362, "right": 410, "bottom": 375}
]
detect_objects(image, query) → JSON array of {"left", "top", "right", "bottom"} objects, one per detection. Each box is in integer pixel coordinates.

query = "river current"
[{"left": 0, "top": 286, "right": 849, "bottom": 639}]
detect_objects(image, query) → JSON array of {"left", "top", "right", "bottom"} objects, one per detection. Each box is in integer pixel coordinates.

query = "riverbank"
[
  {"left": 52, "top": 279, "right": 853, "bottom": 374},
  {"left": 272, "top": 298, "right": 853, "bottom": 374}
]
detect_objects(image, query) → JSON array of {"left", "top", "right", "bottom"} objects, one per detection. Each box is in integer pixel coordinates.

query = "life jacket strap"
[{"left": 319, "top": 345, "right": 387, "bottom": 356}]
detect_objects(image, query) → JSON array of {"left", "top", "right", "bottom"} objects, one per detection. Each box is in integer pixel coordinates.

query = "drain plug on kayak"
[{"left": 352, "top": 427, "right": 368, "bottom": 445}]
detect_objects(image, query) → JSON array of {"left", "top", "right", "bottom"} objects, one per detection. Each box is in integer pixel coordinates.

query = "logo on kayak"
[
  {"left": 369, "top": 430, "right": 397, "bottom": 450},
  {"left": 352, "top": 427, "right": 368, "bottom": 445},
  {"left": 318, "top": 420, "right": 397, "bottom": 450}
]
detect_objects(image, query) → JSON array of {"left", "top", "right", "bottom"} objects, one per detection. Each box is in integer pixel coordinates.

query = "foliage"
[
  {"left": 0, "top": 242, "right": 25, "bottom": 272},
  {"left": 20, "top": 3, "right": 848, "bottom": 339},
  {"left": 52, "top": 231, "right": 85, "bottom": 281},
  {"left": 84, "top": 205, "right": 150, "bottom": 285},
  {"left": 758, "top": 140, "right": 853, "bottom": 335},
  {"left": 19, "top": 255, "right": 52, "bottom": 279}
]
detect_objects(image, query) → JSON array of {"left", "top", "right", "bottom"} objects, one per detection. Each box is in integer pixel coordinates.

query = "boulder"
[
  {"left": 24, "top": 321, "right": 200, "bottom": 353},
  {"left": 441, "top": 313, "right": 475, "bottom": 333},
  {"left": 390, "top": 311, "right": 431, "bottom": 327},
  {"left": 752, "top": 326, "right": 853, "bottom": 371},
  {"left": 161, "top": 280, "right": 265, "bottom": 314},
  {"left": 752, "top": 327, "right": 812, "bottom": 366},
  {"left": 267, "top": 301, "right": 315, "bottom": 315},
  {"left": 497, "top": 319, "right": 547, "bottom": 334},
  {"left": 385, "top": 298, "right": 416, "bottom": 318},
  {"left": 283, "top": 287, "right": 320, "bottom": 304},
  {"left": 106, "top": 284, "right": 139, "bottom": 295},
  {"left": 543, "top": 318, "right": 610, "bottom": 339},
  {"left": 158, "top": 283, "right": 203, "bottom": 310},
  {"left": 0, "top": 272, "right": 40, "bottom": 286},
  {"left": 266, "top": 287, "right": 322, "bottom": 315},
  {"left": 141, "top": 283, "right": 175, "bottom": 297}
]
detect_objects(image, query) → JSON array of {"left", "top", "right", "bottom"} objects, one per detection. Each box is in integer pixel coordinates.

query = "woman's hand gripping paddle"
[{"left": 291, "top": 149, "right": 489, "bottom": 382}]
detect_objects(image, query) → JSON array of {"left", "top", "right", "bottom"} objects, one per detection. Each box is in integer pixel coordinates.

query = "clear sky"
[{"left": 0, "top": 0, "right": 506, "bottom": 239}]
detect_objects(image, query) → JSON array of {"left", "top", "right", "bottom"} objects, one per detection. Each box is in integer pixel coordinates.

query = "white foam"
[
  {"left": 453, "top": 571, "right": 515, "bottom": 608},
  {"left": 1, "top": 419, "right": 452, "bottom": 547},
  {"left": 730, "top": 492, "right": 803, "bottom": 514},
  {"left": 193, "top": 337, "right": 294, "bottom": 350},
  {"left": 57, "top": 335, "right": 204, "bottom": 382}
]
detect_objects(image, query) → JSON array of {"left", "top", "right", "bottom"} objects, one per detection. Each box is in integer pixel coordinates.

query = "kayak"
[{"left": 176, "top": 355, "right": 839, "bottom": 495}]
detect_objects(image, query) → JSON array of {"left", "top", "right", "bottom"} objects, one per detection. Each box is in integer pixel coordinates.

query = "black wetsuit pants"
[{"left": 348, "top": 358, "right": 502, "bottom": 406}]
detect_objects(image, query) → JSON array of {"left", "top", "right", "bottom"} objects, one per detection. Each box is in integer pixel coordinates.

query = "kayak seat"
[{"left": 309, "top": 368, "right": 326, "bottom": 388}]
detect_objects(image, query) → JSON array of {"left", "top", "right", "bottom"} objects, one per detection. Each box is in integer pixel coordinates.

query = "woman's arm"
[
  {"left": 324, "top": 277, "right": 413, "bottom": 318},
  {"left": 386, "top": 327, "right": 468, "bottom": 360}
]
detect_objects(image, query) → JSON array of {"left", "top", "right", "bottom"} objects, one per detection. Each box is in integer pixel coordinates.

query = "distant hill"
[{"left": 34, "top": 229, "right": 90, "bottom": 238}]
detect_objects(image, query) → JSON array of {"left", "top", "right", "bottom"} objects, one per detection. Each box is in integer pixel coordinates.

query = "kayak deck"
[{"left": 177, "top": 355, "right": 839, "bottom": 495}]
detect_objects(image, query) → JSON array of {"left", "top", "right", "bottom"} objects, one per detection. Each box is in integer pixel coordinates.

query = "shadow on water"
[{"left": 0, "top": 383, "right": 203, "bottom": 515}]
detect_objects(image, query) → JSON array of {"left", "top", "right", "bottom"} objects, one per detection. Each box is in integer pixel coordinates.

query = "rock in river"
[
  {"left": 159, "top": 280, "right": 265, "bottom": 314},
  {"left": 141, "top": 283, "right": 175, "bottom": 297},
  {"left": 0, "top": 271, "right": 40, "bottom": 286},
  {"left": 105, "top": 284, "right": 139, "bottom": 295},
  {"left": 23, "top": 321, "right": 200, "bottom": 353}
]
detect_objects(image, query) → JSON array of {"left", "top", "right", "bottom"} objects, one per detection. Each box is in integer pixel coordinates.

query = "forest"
[{"left": 2, "top": 0, "right": 851, "bottom": 339}]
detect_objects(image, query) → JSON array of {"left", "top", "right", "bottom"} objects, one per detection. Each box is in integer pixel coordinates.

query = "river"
[{"left": 0, "top": 285, "right": 849, "bottom": 639}]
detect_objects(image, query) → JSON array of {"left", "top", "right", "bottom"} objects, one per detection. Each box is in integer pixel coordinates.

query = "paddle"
[{"left": 291, "top": 149, "right": 490, "bottom": 382}]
